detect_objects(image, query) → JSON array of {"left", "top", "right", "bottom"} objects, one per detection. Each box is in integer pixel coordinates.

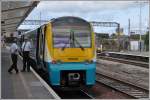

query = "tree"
[
  {"left": 130, "top": 34, "right": 145, "bottom": 40},
  {"left": 110, "top": 33, "right": 117, "bottom": 39},
  {"left": 130, "top": 34, "right": 140, "bottom": 40}
]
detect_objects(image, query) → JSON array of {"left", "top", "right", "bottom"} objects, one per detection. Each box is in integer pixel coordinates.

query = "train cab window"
[
  {"left": 52, "top": 17, "right": 92, "bottom": 48},
  {"left": 74, "top": 30, "right": 91, "bottom": 47},
  {"left": 39, "top": 28, "right": 44, "bottom": 56}
]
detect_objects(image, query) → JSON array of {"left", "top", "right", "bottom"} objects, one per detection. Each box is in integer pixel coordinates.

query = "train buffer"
[{"left": 1, "top": 47, "right": 60, "bottom": 99}]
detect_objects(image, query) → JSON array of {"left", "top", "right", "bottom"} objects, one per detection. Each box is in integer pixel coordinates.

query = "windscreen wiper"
[
  {"left": 70, "top": 30, "right": 75, "bottom": 48},
  {"left": 72, "top": 30, "right": 84, "bottom": 51},
  {"left": 61, "top": 42, "right": 68, "bottom": 51},
  {"left": 61, "top": 30, "right": 84, "bottom": 51},
  {"left": 74, "top": 38, "right": 84, "bottom": 51},
  {"left": 61, "top": 31, "right": 72, "bottom": 51}
]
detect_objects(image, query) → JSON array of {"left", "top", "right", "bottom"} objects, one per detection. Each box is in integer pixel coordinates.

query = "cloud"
[
  {"left": 20, "top": 1, "right": 149, "bottom": 34},
  {"left": 27, "top": 1, "right": 140, "bottom": 19},
  {"left": 35, "top": 1, "right": 138, "bottom": 12}
]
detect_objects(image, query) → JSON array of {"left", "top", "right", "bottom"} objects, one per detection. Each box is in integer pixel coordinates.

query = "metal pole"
[
  {"left": 139, "top": 1, "right": 142, "bottom": 52},
  {"left": 40, "top": 11, "right": 41, "bottom": 26},
  {"left": 128, "top": 19, "right": 131, "bottom": 36},
  {"left": 128, "top": 19, "right": 131, "bottom": 51},
  {"left": 118, "top": 24, "right": 120, "bottom": 52}
]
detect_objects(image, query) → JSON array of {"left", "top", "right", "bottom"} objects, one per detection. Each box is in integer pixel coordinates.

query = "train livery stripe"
[
  {"left": 44, "top": 41, "right": 52, "bottom": 62},
  {"left": 92, "top": 31, "right": 96, "bottom": 62},
  {"left": 45, "top": 23, "right": 53, "bottom": 61}
]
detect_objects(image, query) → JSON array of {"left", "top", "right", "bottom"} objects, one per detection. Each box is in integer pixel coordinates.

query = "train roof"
[
  {"left": 21, "top": 16, "right": 90, "bottom": 36},
  {"left": 51, "top": 16, "right": 89, "bottom": 24},
  {"left": 21, "top": 23, "right": 47, "bottom": 36}
]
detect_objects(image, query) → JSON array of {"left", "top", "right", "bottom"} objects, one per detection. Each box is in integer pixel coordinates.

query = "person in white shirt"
[
  {"left": 21, "top": 38, "right": 32, "bottom": 72},
  {"left": 8, "top": 39, "right": 19, "bottom": 74}
]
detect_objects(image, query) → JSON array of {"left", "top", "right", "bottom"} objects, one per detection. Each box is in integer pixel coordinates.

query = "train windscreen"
[{"left": 52, "top": 17, "right": 91, "bottom": 48}]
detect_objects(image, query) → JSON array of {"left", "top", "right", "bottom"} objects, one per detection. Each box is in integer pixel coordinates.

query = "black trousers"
[
  {"left": 8, "top": 54, "right": 18, "bottom": 73},
  {"left": 22, "top": 51, "right": 30, "bottom": 71}
]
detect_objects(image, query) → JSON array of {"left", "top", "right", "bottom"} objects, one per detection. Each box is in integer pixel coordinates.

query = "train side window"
[{"left": 39, "top": 28, "right": 44, "bottom": 58}]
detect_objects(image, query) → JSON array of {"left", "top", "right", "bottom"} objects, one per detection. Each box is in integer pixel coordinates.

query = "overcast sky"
[{"left": 18, "top": 1, "right": 149, "bottom": 35}]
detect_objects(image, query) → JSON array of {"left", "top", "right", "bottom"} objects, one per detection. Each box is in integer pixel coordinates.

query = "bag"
[{"left": 28, "top": 57, "right": 36, "bottom": 69}]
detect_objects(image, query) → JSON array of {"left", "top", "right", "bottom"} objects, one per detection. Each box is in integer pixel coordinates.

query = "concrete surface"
[
  {"left": 115, "top": 51, "right": 149, "bottom": 57},
  {"left": 1, "top": 47, "right": 55, "bottom": 99}
]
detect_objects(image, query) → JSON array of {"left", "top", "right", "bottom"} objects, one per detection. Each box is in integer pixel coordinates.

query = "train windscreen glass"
[{"left": 52, "top": 17, "right": 91, "bottom": 48}]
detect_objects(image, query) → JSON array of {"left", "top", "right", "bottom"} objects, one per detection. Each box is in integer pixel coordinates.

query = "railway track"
[
  {"left": 96, "top": 73, "right": 149, "bottom": 99},
  {"left": 32, "top": 67, "right": 92, "bottom": 99},
  {"left": 54, "top": 89, "right": 93, "bottom": 99},
  {"left": 18, "top": 52, "right": 93, "bottom": 99},
  {"left": 97, "top": 55, "right": 149, "bottom": 68}
]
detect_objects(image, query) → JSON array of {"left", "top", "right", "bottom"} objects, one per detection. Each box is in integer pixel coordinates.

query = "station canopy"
[{"left": 1, "top": 1, "right": 39, "bottom": 35}]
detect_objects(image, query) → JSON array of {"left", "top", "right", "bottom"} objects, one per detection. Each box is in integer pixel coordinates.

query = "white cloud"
[
  {"left": 35, "top": 1, "right": 138, "bottom": 12},
  {"left": 26, "top": 1, "right": 140, "bottom": 20},
  {"left": 19, "top": 1, "right": 149, "bottom": 34}
]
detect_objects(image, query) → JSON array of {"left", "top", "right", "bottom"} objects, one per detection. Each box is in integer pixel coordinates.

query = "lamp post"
[
  {"left": 135, "top": 0, "right": 149, "bottom": 52},
  {"left": 40, "top": 11, "right": 41, "bottom": 26},
  {"left": 128, "top": 18, "right": 131, "bottom": 51},
  {"left": 139, "top": 1, "right": 142, "bottom": 52},
  {"left": 117, "top": 24, "right": 121, "bottom": 52}
]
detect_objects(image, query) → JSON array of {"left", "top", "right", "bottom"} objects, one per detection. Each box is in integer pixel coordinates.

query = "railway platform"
[
  {"left": 1, "top": 47, "right": 60, "bottom": 99},
  {"left": 110, "top": 51, "right": 149, "bottom": 57}
]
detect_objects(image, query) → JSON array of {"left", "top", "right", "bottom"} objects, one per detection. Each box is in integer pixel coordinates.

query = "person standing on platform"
[
  {"left": 21, "top": 38, "right": 32, "bottom": 72},
  {"left": 8, "top": 39, "right": 19, "bottom": 74}
]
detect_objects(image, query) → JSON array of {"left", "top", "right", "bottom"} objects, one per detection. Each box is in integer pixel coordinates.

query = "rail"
[{"left": 96, "top": 72, "right": 149, "bottom": 99}]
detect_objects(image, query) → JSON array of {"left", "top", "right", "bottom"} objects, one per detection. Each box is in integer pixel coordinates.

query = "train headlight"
[
  {"left": 52, "top": 60, "right": 62, "bottom": 64},
  {"left": 85, "top": 60, "right": 93, "bottom": 64},
  {"left": 61, "top": 79, "right": 66, "bottom": 86},
  {"left": 85, "top": 60, "right": 89, "bottom": 64},
  {"left": 52, "top": 60, "right": 57, "bottom": 64},
  {"left": 57, "top": 60, "right": 62, "bottom": 64},
  {"left": 88, "top": 60, "right": 93, "bottom": 63}
]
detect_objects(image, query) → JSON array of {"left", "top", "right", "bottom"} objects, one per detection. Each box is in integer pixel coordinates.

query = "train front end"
[{"left": 45, "top": 16, "right": 96, "bottom": 87}]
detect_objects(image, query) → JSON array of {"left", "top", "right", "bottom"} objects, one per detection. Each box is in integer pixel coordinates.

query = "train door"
[{"left": 36, "top": 26, "right": 46, "bottom": 71}]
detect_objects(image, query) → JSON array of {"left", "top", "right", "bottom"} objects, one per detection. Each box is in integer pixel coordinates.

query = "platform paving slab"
[{"left": 1, "top": 47, "right": 56, "bottom": 99}]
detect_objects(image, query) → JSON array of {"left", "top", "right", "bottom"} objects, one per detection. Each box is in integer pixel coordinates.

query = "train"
[{"left": 19, "top": 16, "right": 96, "bottom": 88}]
